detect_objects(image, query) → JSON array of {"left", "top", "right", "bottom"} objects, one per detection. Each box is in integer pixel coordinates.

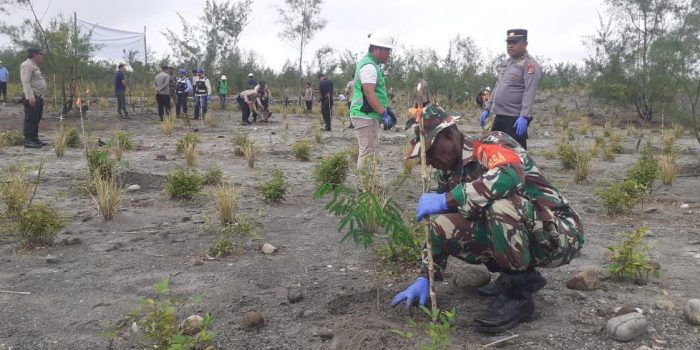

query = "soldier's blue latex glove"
[
  {"left": 380, "top": 110, "right": 395, "bottom": 130},
  {"left": 416, "top": 193, "right": 448, "bottom": 222},
  {"left": 480, "top": 109, "right": 490, "bottom": 127},
  {"left": 514, "top": 115, "right": 529, "bottom": 136},
  {"left": 390, "top": 277, "right": 429, "bottom": 307}
]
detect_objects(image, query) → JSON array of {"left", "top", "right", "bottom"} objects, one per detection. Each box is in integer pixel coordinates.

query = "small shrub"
[
  {"left": 542, "top": 150, "right": 557, "bottom": 160},
  {"left": 662, "top": 132, "right": 676, "bottom": 156},
  {"left": 18, "top": 203, "right": 63, "bottom": 248},
  {"left": 609, "top": 132, "right": 624, "bottom": 153},
  {"left": 202, "top": 167, "right": 224, "bottom": 186},
  {"left": 659, "top": 154, "right": 679, "bottom": 185},
  {"left": 625, "top": 143, "right": 658, "bottom": 190},
  {"left": 292, "top": 139, "right": 312, "bottom": 161},
  {"left": 91, "top": 176, "right": 122, "bottom": 220},
  {"left": 183, "top": 142, "right": 197, "bottom": 167},
  {"left": 176, "top": 133, "right": 200, "bottom": 153},
  {"left": 556, "top": 141, "right": 577, "bottom": 170},
  {"left": 0, "top": 170, "right": 32, "bottom": 216},
  {"left": 87, "top": 149, "right": 116, "bottom": 180},
  {"left": 595, "top": 179, "right": 646, "bottom": 215},
  {"left": 311, "top": 124, "right": 321, "bottom": 144},
  {"left": 208, "top": 238, "right": 233, "bottom": 257},
  {"left": 231, "top": 134, "right": 251, "bottom": 156},
  {"left": 0, "top": 133, "right": 5, "bottom": 152},
  {"left": 213, "top": 183, "right": 237, "bottom": 225},
  {"left": 607, "top": 226, "right": 659, "bottom": 282},
  {"left": 53, "top": 128, "right": 68, "bottom": 157},
  {"left": 65, "top": 128, "right": 81, "bottom": 148},
  {"left": 164, "top": 167, "right": 203, "bottom": 200},
  {"left": 161, "top": 117, "right": 174, "bottom": 136},
  {"left": 2, "top": 130, "right": 24, "bottom": 146},
  {"left": 104, "top": 277, "right": 216, "bottom": 349},
  {"left": 602, "top": 146, "right": 615, "bottom": 161},
  {"left": 603, "top": 120, "right": 613, "bottom": 137},
  {"left": 574, "top": 152, "right": 592, "bottom": 183},
  {"left": 406, "top": 307, "right": 455, "bottom": 350},
  {"left": 259, "top": 168, "right": 287, "bottom": 203},
  {"left": 243, "top": 141, "right": 256, "bottom": 168},
  {"left": 577, "top": 116, "right": 591, "bottom": 135},
  {"left": 314, "top": 152, "right": 350, "bottom": 186},
  {"left": 111, "top": 131, "right": 135, "bottom": 151},
  {"left": 204, "top": 113, "right": 214, "bottom": 126}
]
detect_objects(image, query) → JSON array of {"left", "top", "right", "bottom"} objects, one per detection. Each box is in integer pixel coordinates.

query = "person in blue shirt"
[
  {"left": 114, "top": 64, "right": 128, "bottom": 118},
  {"left": 0, "top": 60, "right": 9, "bottom": 105},
  {"left": 174, "top": 68, "right": 193, "bottom": 118},
  {"left": 246, "top": 73, "right": 257, "bottom": 89}
]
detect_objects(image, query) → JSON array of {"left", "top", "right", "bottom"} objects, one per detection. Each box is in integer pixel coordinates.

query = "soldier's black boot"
[
  {"left": 478, "top": 267, "right": 546, "bottom": 297},
  {"left": 473, "top": 272, "right": 535, "bottom": 333}
]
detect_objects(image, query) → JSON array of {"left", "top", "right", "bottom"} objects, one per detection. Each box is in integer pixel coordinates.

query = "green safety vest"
[
  {"left": 350, "top": 53, "right": 389, "bottom": 119},
  {"left": 219, "top": 80, "right": 228, "bottom": 94}
]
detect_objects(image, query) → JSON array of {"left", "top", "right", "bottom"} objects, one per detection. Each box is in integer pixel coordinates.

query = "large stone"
[
  {"left": 654, "top": 299, "right": 674, "bottom": 311},
  {"left": 287, "top": 288, "right": 304, "bottom": 304},
  {"left": 566, "top": 268, "right": 605, "bottom": 291},
  {"left": 314, "top": 327, "right": 334, "bottom": 340},
  {"left": 453, "top": 265, "right": 491, "bottom": 289},
  {"left": 242, "top": 311, "right": 265, "bottom": 328},
  {"left": 683, "top": 299, "right": 700, "bottom": 325},
  {"left": 127, "top": 184, "right": 141, "bottom": 191},
  {"left": 606, "top": 312, "right": 648, "bottom": 342},
  {"left": 261, "top": 243, "right": 277, "bottom": 254}
]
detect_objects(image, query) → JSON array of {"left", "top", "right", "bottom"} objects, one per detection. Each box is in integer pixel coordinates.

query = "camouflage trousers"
[{"left": 423, "top": 194, "right": 584, "bottom": 277}]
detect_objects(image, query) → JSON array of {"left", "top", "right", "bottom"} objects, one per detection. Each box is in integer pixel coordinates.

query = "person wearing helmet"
[
  {"left": 480, "top": 29, "right": 541, "bottom": 149},
  {"left": 175, "top": 68, "right": 193, "bottom": 118},
  {"left": 349, "top": 31, "right": 397, "bottom": 170},
  {"left": 246, "top": 73, "right": 257, "bottom": 90},
  {"left": 392, "top": 105, "right": 584, "bottom": 333},
  {"left": 192, "top": 68, "right": 211, "bottom": 120},
  {"left": 218, "top": 75, "right": 228, "bottom": 110},
  {"left": 154, "top": 65, "right": 171, "bottom": 121}
]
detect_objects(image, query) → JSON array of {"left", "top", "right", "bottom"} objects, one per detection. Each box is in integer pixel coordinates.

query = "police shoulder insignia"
[{"left": 527, "top": 62, "right": 536, "bottom": 74}]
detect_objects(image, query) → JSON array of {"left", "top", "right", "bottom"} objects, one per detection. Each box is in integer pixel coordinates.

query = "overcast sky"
[{"left": 2, "top": 0, "right": 608, "bottom": 71}]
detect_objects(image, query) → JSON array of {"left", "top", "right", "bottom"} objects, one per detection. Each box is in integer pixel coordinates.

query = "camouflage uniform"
[
  {"left": 428, "top": 132, "right": 583, "bottom": 277},
  {"left": 406, "top": 112, "right": 583, "bottom": 278}
]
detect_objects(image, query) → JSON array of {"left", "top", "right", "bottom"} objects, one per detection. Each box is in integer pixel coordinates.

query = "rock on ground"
[
  {"left": 683, "top": 299, "right": 700, "bottom": 325},
  {"left": 452, "top": 265, "right": 491, "bottom": 289},
  {"left": 261, "top": 243, "right": 277, "bottom": 254},
  {"left": 606, "top": 312, "right": 648, "bottom": 342},
  {"left": 654, "top": 299, "right": 674, "bottom": 311},
  {"left": 566, "top": 268, "right": 605, "bottom": 291},
  {"left": 242, "top": 311, "right": 265, "bottom": 328},
  {"left": 287, "top": 288, "right": 304, "bottom": 304}
]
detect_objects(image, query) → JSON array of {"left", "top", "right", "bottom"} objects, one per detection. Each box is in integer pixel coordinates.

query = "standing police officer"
[
  {"left": 20, "top": 48, "right": 47, "bottom": 149},
  {"left": 480, "top": 29, "right": 541, "bottom": 149}
]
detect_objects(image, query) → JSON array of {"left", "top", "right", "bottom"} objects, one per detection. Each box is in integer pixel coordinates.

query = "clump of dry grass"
[
  {"left": 53, "top": 128, "right": 69, "bottom": 158},
  {"left": 184, "top": 143, "right": 198, "bottom": 167},
  {"left": 659, "top": 154, "right": 680, "bottom": 185},
  {"left": 204, "top": 113, "right": 215, "bottom": 126},
  {"left": 213, "top": 183, "right": 238, "bottom": 225},
  {"left": 577, "top": 116, "right": 591, "bottom": 135},
  {"left": 243, "top": 141, "right": 256, "bottom": 168},
  {"left": 91, "top": 176, "right": 122, "bottom": 220},
  {"left": 162, "top": 116, "right": 174, "bottom": 136},
  {"left": 574, "top": 152, "right": 592, "bottom": 183},
  {"left": 311, "top": 124, "right": 322, "bottom": 144},
  {"left": 0, "top": 169, "right": 32, "bottom": 216},
  {"left": 662, "top": 132, "right": 676, "bottom": 156},
  {"left": 603, "top": 119, "right": 614, "bottom": 137}
]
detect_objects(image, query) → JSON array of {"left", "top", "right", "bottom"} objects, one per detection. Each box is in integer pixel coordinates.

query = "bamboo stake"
[
  {"left": 416, "top": 82, "right": 437, "bottom": 313},
  {"left": 0, "top": 290, "right": 31, "bottom": 295}
]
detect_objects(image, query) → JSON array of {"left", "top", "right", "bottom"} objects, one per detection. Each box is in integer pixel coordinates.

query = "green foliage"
[
  {"left": 313, "top": 152, "right": 349, "bottom": 187},
  {"left": 209, "top": 215, "right": 258, "bottom": 256},
  {"left": 573, "top": 151, "right": 592, "bottom": 183},
  {"left": 595, "top": 179, "right": 646, "bottom": 215},
  {"left": 407, "top": 307, "right": 455, "bottom": 350},
  {"left": 176, "top": 133, "right": 201, "bottom": 153},
  {"left": 1, "top": 130, "right": 25, "bottom": 145},
  {"left": 202, "top": 167, "right": 224, "bottom": 186},
  {"left": 231, "top": 134, "right": 251, "bottom": 157},
  {"left": 208, "top": 238, "right": 233, "bottom": 257},
  {"left": 17, "top": 203, "right": 63, "bottom": 249},
  {"left": 65, "top": 127, "right": 81, "bottom": 148},
  {"left": 292, "top": 139, "right": 312, "bottom": 161},
  {"left": 556, "top": 141, "right": 577, "bottom": 170},
  {"left": 104, "top": 277, "right": 216, "bottom": 349},
  {"left": 541, "top": 150, "right": 557, "bottom": 160},
  {"left": 0, "top": 170, "right": 32, "bottom": 216},
  {"left": 86, "top": 149, "right": 116, "bottom": 180},
  {"left": 609, "top": 132, "right": 624, "bottom": 153},
  {"left": 258, "top": 169, "right": 287, "bottom": 203},
  {"left": 376, "top": 218, "right": 423, "bottom": 275},
  {"left": 607, "top": 227, "right": 660, "bottom": 282},
  {"left": 109, "top": 131, "right": 136, "bottom": 151},
  {"left": 625, "top": 143, "right": 658, "bottom": 190},
  {"left": 164, "top": 168, "right": 203, "bottom": 200}
]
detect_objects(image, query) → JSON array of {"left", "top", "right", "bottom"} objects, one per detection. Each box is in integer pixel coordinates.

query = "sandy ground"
[{"left": 0, "top": 95, "right": 699, "bottom": 349}]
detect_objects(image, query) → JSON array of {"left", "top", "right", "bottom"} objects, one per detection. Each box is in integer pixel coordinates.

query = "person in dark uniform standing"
[
  {"left": 20, "top": 48, "right": 47, "bottom": 148},
  {"left": 480, "top": 29, "right": 541, "bottom": 149},
  {"left": 318, "top": 73, "right": 333, "bottom": 131}
]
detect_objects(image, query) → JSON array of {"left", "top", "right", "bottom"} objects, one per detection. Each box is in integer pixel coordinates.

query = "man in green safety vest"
[{"left": 349, "top": 31, "right": 397, "bottom": 170}]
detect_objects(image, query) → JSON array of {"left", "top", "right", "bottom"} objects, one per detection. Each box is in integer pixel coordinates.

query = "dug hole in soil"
[{"left": 1, "top": 93, "right": 699, "bottom": 349}]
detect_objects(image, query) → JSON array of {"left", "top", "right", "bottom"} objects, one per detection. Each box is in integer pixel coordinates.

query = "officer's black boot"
[
  {"left": 473, "top": 272, "right": 535, "bottom": 333},
  {"left": 477, "top": 260, "right": 505, "bottom": 297},
  {"left": 478, "top": 266, "right": 546, "bottom": 297}
]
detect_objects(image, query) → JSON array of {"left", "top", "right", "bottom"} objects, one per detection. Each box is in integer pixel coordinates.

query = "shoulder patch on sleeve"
[{"left": 527, "top": 62, "right": 536, "bottom": 74}]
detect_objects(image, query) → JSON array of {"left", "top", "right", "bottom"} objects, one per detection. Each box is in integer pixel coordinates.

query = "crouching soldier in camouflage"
[{"left": 391, "top": 105, "right": 584, "bottom": 333}]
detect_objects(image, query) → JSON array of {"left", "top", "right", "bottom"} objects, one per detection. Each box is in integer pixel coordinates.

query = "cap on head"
[
  {"left": 178, "top": 68, "right": 186, "bottom": 74},
  {"left": 368, "top": 31, "right": 396, "bottom": 50},
  {"left": 248, "top": 73, "right": 254, "bottom": 77},
  {"left": 405, "top": 104, "right": 461, "bottom": 159},
  {"left": 196, "top": 68, "right": 204, "bottom": 74},
  {"left": 27, "top": 47, "right": 43, "bottom": 59},
  {"left": 485, "top": 87, "right": 491, "bottom": 91},
  {"left": 506, "top": 29, "right": 528, "bottom": 42},
  {"left": 221, "top": 75, "right": 227, "bottom": 80}
]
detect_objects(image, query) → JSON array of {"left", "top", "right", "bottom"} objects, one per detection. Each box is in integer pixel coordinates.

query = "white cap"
[
  {"left": 221, "top": 75, "right": 227, "bottom": 80},
  {"left": 248, "top": 73, "right": 254, "bottom": 77},
  {"left": 368, "top": 31, "right": 396, "bottom": 50},
  {"left": 485, "top": 87, "right": 491, "bottom": 91}
]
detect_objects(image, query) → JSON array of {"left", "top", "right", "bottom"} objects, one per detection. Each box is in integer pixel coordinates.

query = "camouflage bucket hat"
[{"left": 405, "top": 105, "right": 461, "bottom": 159}]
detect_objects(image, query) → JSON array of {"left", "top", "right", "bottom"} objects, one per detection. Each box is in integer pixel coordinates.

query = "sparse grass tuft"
[
  {"left": 204, "top": 113, "right": 214, "bottom": 126},
  {"left": 577, "top": 116, "right": 591, "bottom": 135},
  {"left": 311, "top": 124, "right": 322, "bottom": 144},
  {"left": 164, "top": 167, "right": 203, "bottom": 200},
  {"left": 574, "top": 151, "right": 592, "bottom": 183},
  {"left": 292, "top": 139, "right": 312, "bottom": 161},
  {"left": 86, "top": 149, "right": 116, "bottom": 181},
  {"left": 213, "top": 183, "right": 238, "bottom": 225},
  {"left": 161, "top": 116, "right": 174, "bottom": 136},
  {"left": 202, "top": 167, "right": 224, "bottom": 186},
  {"left": 2, "top": 130, "right": 24, "bottom": 146},
  {"left": 556, "top": 140, "right": 577, "bottom": 170},
  {"left": 176, "top": 133, "right": 200, "bottom": 153},
  {"left": 659, "top": 154, "right": 679, "bottom": 185},
  {"left": 243, "top": 141, "right": 256, "bottom": 168},
  {"left": 231, "top": 134, "right": 251, "bottom": 157},
  {"left": 184, "top": 142, "right": 198, "bottom": 167},
  {"left": 0, "top": 169, "right": 32, "bottom": 217},
  {"left": 91, "top": 176, "right": 122, "bottom": 220},
  {"left": 258, "top": 168, "right": 287, "bottom": 203},
  {"left": 53, "top": 128, "right": 69, "bottom": 158}
]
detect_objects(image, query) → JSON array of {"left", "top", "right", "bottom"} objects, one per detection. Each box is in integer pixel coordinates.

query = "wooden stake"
[
  {"left": 483, "top": 334, "right": 519, "bottom": 348},
  {"left": 416, "top": 82, "right": 437, "bottom": 313},
  {"left": 0, "top": 290, "right": 31, "bottom": 295}
]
